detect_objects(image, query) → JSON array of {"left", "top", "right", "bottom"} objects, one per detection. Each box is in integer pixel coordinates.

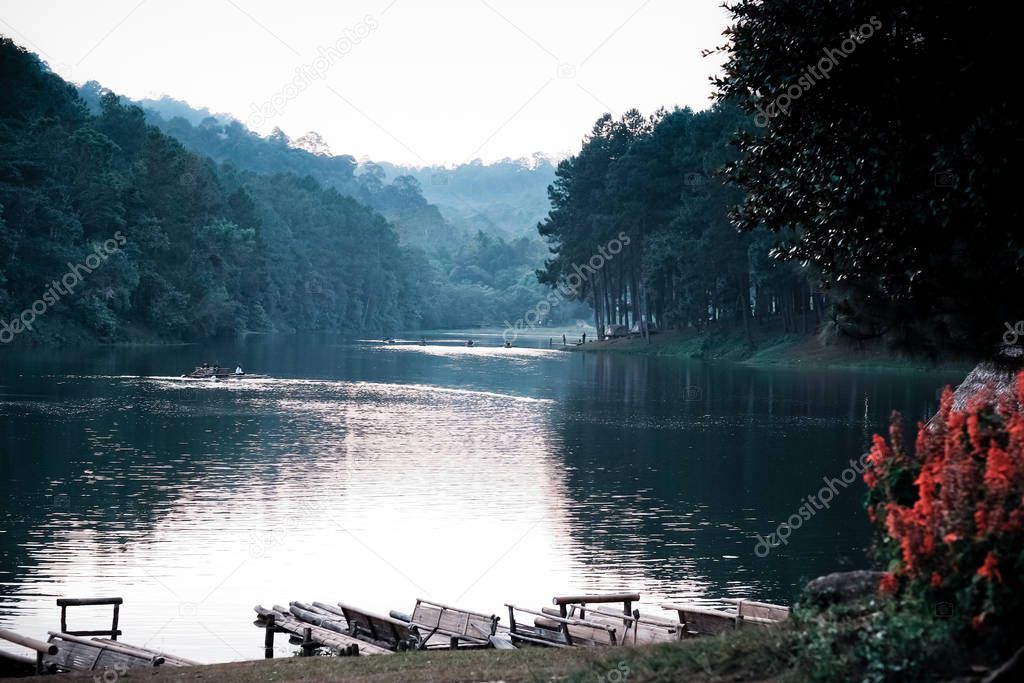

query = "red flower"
[
  {"left": 930, "top": 572, "right": 942, "bottom": 588},
  {"left": 879, "top": 572, "right": 899, "bottom": 594},
  {"left": 978, "top": 552, "right": 1002, "bottom": 583},
  {"left": 987, "top": 447, "right": 1014, "bottom": 494}
]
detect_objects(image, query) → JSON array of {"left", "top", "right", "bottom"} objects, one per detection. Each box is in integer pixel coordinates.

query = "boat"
[
  {"left": 466, "top": 340, "right": 474, "bottom": 347},
  {"left": 183, "top": 363, "right": 246, "bottom": 379}
]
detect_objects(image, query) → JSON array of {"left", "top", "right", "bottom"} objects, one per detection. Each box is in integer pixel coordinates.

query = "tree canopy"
[{"left": 715, "top": 0, "right": 1022, "bottom": 359}]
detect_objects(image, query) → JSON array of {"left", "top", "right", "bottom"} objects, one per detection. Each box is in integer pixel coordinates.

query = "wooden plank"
[
  {"left": 47, "top": 633, "right": 164, "bottom": 666},
  {"left": 336, "top": 602, "right": 421, "bottom": 650},
  {"left": 410, "top": 599, "right": 497, "bottom": 645},
  {"left": 46, "top": 639, "right": 103, "bottom": 672},
  {"left": 92, "top": 639, "right": 201, "bottom": 666},
  {"left": 659, "top": 603, "right": 737, "bottom": 636},
  {"left": 540, "top": 608, "right": 616, "bottom": 646},
  {"left": 506, "top": 604, "right": 616, "bottom": 647},
  {"left": 56, "top": 598, "right": 123, "bottom": 607},
  {"left": 566, "top": 605, "right": 683, "bottom": 645},
  {"left": 726, "top": 599, "right": 790, "bottom": 624}
]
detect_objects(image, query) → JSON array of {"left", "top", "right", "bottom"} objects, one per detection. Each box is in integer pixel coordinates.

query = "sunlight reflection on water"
[{"left": 0, "top": 339, "right": 959, "bottom": 661}]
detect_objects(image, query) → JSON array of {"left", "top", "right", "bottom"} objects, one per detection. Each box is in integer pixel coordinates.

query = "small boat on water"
[
  {"left": 465, "top": 339, "right": 475, "bottom": 347},
  {"left": 183, "top": 363, "right": 246, "bottom": 379}
]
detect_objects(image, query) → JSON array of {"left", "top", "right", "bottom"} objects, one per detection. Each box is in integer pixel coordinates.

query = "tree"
[{"left": 714, "top": 0, "right": 1023, "bottom": 359}]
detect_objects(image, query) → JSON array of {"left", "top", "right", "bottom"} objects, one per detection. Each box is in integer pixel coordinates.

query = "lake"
[{"left": 0, "top": 333, "right": 962, "bottom": 662}]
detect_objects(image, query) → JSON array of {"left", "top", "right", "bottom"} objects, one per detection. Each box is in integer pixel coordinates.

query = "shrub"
[{"left": 864, "top": 372, "right": 1024, "bottom": 655}]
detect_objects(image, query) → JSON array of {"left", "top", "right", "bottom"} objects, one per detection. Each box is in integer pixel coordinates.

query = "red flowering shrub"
[{"left": 865, "top": 372, "right": 1024, "bottom": 645}]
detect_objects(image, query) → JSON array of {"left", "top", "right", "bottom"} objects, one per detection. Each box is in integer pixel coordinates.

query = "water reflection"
[{"left": 0, "top": 337, "right": 963, "bottom": 661}]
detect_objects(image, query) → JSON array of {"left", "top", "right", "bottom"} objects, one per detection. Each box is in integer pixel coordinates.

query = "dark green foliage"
[
  {"left": 0, "top": 37, "right": 429, "bottom": 342},
  {"left": 715, "top": 0, "right": 1022, "bottom": 359},
  {"left": 537, "top": 105, "right": 818, "bottom": 338},
  {"left": 794, "top": 596, "right": 962, "bottom": 682}
]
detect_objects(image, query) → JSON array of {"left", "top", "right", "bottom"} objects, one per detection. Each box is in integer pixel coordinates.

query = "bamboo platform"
[
  {"left": 254, "top": 604, "right": 392, "bottom": 656},
  {"left": 0, "top": 597, "right": 199, "bottom": 676}
]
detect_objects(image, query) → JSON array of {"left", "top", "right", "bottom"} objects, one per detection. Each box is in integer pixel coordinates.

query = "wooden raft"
[
  {"left": 0, "top": 597, "right": 198, "bottom": 675},
  {"left": 254, "top": 605, "right": 391, "bottom": 656},
  {"left": 660, "top": 598, "right": 789, "bottom": 636},
  {"left": 45, "top": 632, "right": 200, "bottom": 672},
  {"left": 392, "top": 598, "right": 505, "bottom": 649}
]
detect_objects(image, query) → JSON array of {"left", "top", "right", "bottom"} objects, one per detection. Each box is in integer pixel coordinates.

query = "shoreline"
[
  {"left": 567, "top": 329, "right": 973, "bottom": 373},
  {"left": 4, "top": 625, "right": 792, "bottom": 683}
]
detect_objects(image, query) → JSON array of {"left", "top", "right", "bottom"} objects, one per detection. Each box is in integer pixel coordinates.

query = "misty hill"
[
  {"left": 77, "top": 83, "right": 454, "bottom": 251},
  {"left": 373, "top": 158, "right": 557, "bottom": 241}
]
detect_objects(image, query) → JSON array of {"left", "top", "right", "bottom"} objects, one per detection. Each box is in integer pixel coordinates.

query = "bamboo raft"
[
  {"left": 255, "top": 592, "right": 788, "bottom": 656},
  {"left": 0, "top": 597, "right": 199, "bottom": 677}
]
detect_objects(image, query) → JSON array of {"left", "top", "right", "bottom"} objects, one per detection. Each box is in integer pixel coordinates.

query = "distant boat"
[
  {"left": 465, "top": 339, "right": 475, "bottom": 347},
  {"left": 183, "top": 363, "right": 246, "bottom": 379}
]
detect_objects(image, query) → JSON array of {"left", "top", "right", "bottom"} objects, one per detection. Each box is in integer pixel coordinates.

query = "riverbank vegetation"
[
  {"left": 535, "top": 0, "right": 1024, "bottom": 678},
  {"left": 537, "top": 1, "right": 1020, "bottom": 363}
]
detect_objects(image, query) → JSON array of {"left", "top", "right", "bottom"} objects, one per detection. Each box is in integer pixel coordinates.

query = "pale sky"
[{"left": 0, "top": 0, "right": 730, "bottom": 166}]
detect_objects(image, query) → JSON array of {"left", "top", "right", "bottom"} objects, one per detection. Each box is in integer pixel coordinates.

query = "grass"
[
  {"left": 35, "top": 626, "right": 797, "bottom": 683},
  {"left": 574, "top": 327, "right": 972, "bottom": 373}
]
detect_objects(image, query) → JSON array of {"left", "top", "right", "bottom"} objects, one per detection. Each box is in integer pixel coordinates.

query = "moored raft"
[
  {"left": 257, "top": 592, "right": 790, "bottom": 657},
  {"left": 0, "top": 597, "right": 199, "bottom": 676}
]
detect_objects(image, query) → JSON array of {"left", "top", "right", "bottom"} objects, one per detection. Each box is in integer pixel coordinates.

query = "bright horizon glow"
[{"left": 0, "top": 0, "right": 730, "bottom": 166}]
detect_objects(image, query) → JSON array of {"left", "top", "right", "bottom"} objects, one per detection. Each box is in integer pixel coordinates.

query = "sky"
[{"left": 0, "top": 0, "right": 731, "bottom": 166}]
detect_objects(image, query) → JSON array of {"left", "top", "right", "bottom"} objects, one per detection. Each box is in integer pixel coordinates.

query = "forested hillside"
[
  {"left": 537, "top": 105, "right": 821, "bottom": 341},
  {"left": 0, "top": 38, "right": 438, "bottom": 342},
  {"left": 99, "top": 88, "right": 583, "bottom": 333},
  {"left": 0, "top": 39, "right": 587, "bottom": 344}
]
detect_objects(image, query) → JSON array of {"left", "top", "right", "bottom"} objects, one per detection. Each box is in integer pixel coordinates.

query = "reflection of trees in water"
[{"left": 549, "top": 356, "right": 956, "bottom": 603}]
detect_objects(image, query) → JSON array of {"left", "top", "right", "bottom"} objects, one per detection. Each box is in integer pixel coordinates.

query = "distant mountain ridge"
[{"left": 91, "top": 88, "right": 558, "bottom": 244}]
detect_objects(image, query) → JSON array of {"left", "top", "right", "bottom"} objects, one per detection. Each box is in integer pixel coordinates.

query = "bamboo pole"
[{"left": 0, "top": 629, "right": 57, "bottom": 655}]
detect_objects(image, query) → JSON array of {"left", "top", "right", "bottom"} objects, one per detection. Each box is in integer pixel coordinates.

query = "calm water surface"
[{"left": 0, "top": 334, "right": 961, "bottom": 661}]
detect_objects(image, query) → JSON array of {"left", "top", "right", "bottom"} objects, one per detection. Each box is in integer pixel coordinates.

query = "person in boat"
[
  {"left": 504, "top": 341, "right": 511, "bottom": 348},
  {"left": 466, "top": 339, "right": 474, "bottom": 347},
  {"left": 419, "top": 337, "right": 426, "bottom": 346},
  {"left": 235, "top": 366, "right": 243, "bottom": 375}
]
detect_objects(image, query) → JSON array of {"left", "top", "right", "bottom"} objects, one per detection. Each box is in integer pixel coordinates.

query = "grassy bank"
[
  {"left": 574, "top": 327, "right": 972, "bottom": 372},
  {"left": 27, "top": 626, "right": 795, "bottom": 683}
]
